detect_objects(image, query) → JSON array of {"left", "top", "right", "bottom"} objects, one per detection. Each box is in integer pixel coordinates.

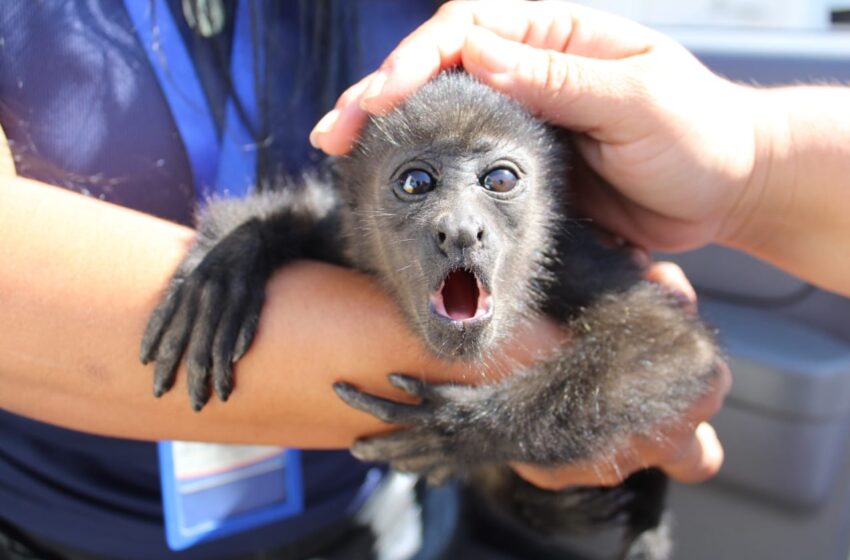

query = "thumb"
[{"left": 462, "top": 27, "right": 646, "bottom": 142}]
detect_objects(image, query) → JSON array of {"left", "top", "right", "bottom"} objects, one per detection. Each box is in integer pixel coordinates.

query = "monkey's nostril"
[
  {"left": 438, "top": 232, "right": 447, "bottom": 244},
  {"left": 477, "top": 229, "right": 484, "bottom": 242}
]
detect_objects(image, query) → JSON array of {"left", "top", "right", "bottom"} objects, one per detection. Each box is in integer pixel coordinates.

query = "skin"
[{"left": 311, "top": 0, "right": 850, "bottom": 487}]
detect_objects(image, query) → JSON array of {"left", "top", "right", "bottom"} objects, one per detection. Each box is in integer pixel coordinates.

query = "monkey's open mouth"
[{"left": 430, "top": 269, "right": 493, "bottom": 322}]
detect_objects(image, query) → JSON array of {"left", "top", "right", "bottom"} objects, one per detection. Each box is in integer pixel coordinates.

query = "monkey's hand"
[
  {"left": 140, "top": 185, "right": 341, "bottom": 411},
  {"left": 141, "top": 219, "right": 272, "bottom": 411},
  {"left": 333, "top": 373, "right": 516, "bottom": 483}
]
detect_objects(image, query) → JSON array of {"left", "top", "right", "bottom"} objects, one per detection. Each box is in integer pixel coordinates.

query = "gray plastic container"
[{"left": 702, "top": 300, "right": 850, "bottom": 508}]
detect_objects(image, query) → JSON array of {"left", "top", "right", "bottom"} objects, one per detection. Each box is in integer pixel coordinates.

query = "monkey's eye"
[
  {"left": 481, "top": 168, "right": 519, "bottom": 193},
  {"left": 397, "top": 169, "right": 435, "bottom": 195}
]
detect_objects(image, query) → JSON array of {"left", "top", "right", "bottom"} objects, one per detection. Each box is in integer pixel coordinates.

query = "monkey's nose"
[{"left": 436, "top": 217, "right": 485, "bottom": 253}]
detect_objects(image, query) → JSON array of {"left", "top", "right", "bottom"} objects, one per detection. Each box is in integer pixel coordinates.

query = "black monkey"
[{"left": 141, "top": 72, "right": 720, "bottom": 559}]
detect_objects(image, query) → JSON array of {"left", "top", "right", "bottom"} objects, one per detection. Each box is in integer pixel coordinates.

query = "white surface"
[{"left": 576, "top": 0, "right": 844, "bottom": 29}]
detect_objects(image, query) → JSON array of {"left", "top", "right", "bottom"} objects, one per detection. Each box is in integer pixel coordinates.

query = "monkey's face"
[
  {"left": 338, "top": 72, "right": 566, "bottom": 359},
  {"left": 390, "top": 152, "right": 556, "bottom": 358},
  {"left": 352, "top": 143, "right": 560, "bottom": 358}
]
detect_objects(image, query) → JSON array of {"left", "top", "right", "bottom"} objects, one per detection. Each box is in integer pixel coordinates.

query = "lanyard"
[
  {"left": 123, "top": 0, "right": 261, "bottom": 204},
  {"left": 214, "top": 0, "right": 264, "bottom": 199},
  {"left": 124, "top": 5, "right": 306, "bottom": 551}
]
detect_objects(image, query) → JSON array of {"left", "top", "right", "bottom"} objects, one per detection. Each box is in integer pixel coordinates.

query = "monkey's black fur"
[{"left": 142, "top": 72, "right": 720, "bottom": 559}]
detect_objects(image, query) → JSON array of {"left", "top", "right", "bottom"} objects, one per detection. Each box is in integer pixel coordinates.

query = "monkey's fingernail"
[
  {"left": 333, "top": 382, "right": 354, "bottom": 396},
  {"left": 359, "top": 70, "right": 388, "bottom": 111},
  {"left": 669, "top": 289, "right": 697, "bottom": 312},
  {"left": 215, "top": 382, "right": 232, "bottom": 402},
  {"left": 309, "top": 109, "right": 341, "bottom": 148},
  {"left": 349, "top": 444, "right": 369, "bottom": 461}
]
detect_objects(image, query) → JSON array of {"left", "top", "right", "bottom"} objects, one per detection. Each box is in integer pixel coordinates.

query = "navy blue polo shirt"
[{"left": 0, "top": 1, "right": 435, "bottom": 558}]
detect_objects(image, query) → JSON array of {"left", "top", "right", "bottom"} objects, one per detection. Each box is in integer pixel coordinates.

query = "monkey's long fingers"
[
  {"left": 386, "top": 373, "right": 429, "bottom": 398},
  {"left": 232, "top": 275, "right": 265, "bottom": 362},
  {"left": 350, "top": 431, "right": 450, "bottom": 463},
  {"left": 210, "top": 276, "right": 249, "bottom": 403},
  {"left": 140, "top": 277, "right": 185, "bottom": 364},
  {"left": 386, "top": 457, "right": 457, "bottom": 484},
  {"left": 333, "top": 383, "right": 429, "bottom": 425},
  {"left": 153, "top": 278, "right": 201, "bottom": 397},
  {"left": 422, "top": 465, "right": 457, "bottom": 485},
  {"left": 185, "top": 280, "right": 226, "bottom": 411},
  {"left": 380, "top": 454, "right": 445, "bottom": 474}
]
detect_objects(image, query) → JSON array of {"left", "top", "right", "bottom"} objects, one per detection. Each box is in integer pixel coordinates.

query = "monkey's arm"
[
  {"left": 141, "top": 181, "right": 345, "bottom": 410},
  {"left": 0, "top": 176, "right": 481, "bottom": 445},
  {"left": 335, "top": 280, "right": 720, "bottom": 477}
]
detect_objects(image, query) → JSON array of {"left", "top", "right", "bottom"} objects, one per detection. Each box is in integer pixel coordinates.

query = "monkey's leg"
[
  {"left": 141, "top": 185, "right": 341, "bottom": 410},
  {"left": 335, "top": 280, "right": 720, "bottom": 474}
]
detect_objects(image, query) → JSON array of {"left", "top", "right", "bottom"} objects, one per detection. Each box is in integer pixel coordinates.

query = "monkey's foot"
[
  {"left": 354, "top": 431, "right": 460, "bottom": 484},
  {"left": 334, "top": 374, "right": 492, "bottom": 482}
]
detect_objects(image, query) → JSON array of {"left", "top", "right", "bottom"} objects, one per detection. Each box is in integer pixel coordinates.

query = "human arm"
[
  {"left": 0, "top": 174, "right": 568, "bottom": 447},
  {"left": 311, "top": 0, "right": 850, "bottom": 297},
  {"left": 723, "top": 86, "right": 850, "bottom": 296}
]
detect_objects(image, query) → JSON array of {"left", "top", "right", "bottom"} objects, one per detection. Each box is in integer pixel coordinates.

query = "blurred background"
[
  {"left": 578, "top": 0, "right": 850, "bottom": 28},
  {"left": 571, "top": 2, "right": 850, "bottom": 559}
]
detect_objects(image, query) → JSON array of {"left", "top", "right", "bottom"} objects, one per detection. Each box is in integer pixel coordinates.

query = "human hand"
[
  {"left": 512, "top": 261, "right": 731, "bottom": 489},
  {"left": 310, "top": 0, "right": 762, "bottom": 252}
]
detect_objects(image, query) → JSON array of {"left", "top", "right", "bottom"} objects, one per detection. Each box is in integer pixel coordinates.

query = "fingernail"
[
  {"left": 309, "top": 109, "right": 340, "bottom": 149},
  {"left": 467, "top": 28, "right": 520, "bottom": 74},
  {"left": 630, "top": 247, "right": 652, "bottom": 269},
  {"left": 669, "top": 288, "right": 697, "bottom": 312},
  {"left": 359, "top": 70, "right": 388, "bottom": 110}
]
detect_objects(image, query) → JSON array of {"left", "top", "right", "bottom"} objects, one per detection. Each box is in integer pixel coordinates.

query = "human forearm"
[
  {"left": 0, "top": 177, "right": 470, "bottom": 447},
  {"left": 723, "top": 86, "right": 850, "bottom": 296}
]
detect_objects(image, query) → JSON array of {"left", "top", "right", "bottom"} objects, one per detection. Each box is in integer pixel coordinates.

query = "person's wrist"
[{"left": 717, "top": 85, "right": 794, "bottom": 253}]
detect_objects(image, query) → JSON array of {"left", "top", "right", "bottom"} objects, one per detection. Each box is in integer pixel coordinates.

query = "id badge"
[{"left": 158, "top": 441, "right": 304, "bottom": 551}]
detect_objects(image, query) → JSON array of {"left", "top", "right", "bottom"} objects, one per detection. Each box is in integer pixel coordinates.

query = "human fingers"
[
  {"left": 309, "top": 74, "right": 373, "bottom": 155},
  {"left": 360, "top": 1, "right": 661, "bottom": 112},
  {"left": 568, "top": 150, "right": 669, "bottom": 250},
  {"left": 313, "top": 1, "right": 665, "bottom": 153},
  {"left": 661, "top": 422, "right": 724, "bottom": 484},
  {"left": 646, "top": 261, "right": 698, "bottom": 313},
  {"left": 511, "top": 422, "right": 723, "bottom": 490},
  {"left": 511, "top": 447, "right": 654, "bottom": 488},
  {"left": 569, "top": 156, "right": 665, "bottom": 250},
  {"left": 461, "top": 26, "right": 658, "bottom": 139},
  {"left": 569, "top": 151, "right": 722, "bottom": 252},
  {"left": 510, "top": 462, "right": 590, "bottom": 491}
]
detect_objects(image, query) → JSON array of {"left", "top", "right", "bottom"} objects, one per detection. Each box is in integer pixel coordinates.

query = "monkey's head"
[{"left": 336, "top": 72, "right": 567, "bottom": 359}]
